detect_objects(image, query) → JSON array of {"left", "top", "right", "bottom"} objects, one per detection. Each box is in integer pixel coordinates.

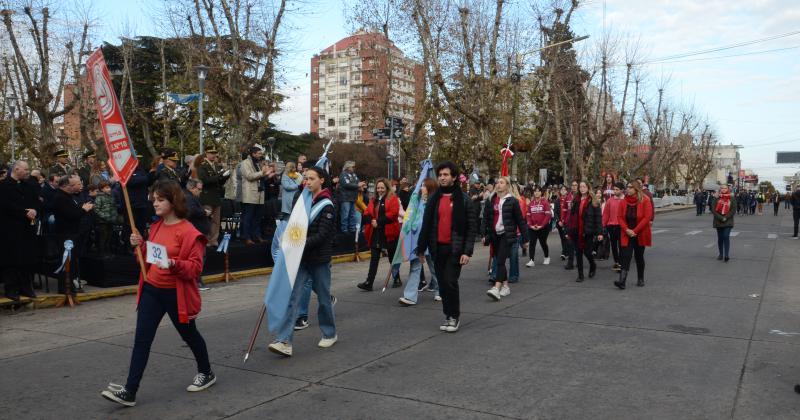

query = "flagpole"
[
  {"left": 123, "top": 185, "right": 148, "bottom": 282},
  {"left": 243, "top": 304, "right": 266, "bottom": 364}
]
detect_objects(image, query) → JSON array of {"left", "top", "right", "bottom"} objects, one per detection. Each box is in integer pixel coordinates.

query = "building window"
[
  {"left": 338, "top": 132, "right": 347, "bottom": 140},
  {"left": 339, "top": 92, "right": 347, "bottom": 99},
  {"left": 339, "top": 104, "right": 346, "bottom": 112},
  {"left": 340, "top": 78, "right": 348, "bottom": 86},
  {"left": 328, "top": 119, "right": 335, "bottom": 127},
  {"left": 339, "top": 117, "right": 348, "bottom": 126}
]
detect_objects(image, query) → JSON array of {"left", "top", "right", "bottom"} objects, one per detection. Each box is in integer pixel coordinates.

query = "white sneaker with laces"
[
  {"left": 268, "top": 341, "right": 293, "bottom": 357},
  {"left": 543, "top": 257, "right": 550, "bottom": 265},
  {"left": 440, "top": 317, "right": 451, "bottom": 331},
  {"left": 486, "top": 287, "right": 501, "bottom": 301},
  {"left": 318, "top": 335, "right": 338, "bottom": 348},
  {"left": 445, "top": 318, "right": 460, "bottom": 333},
  {"left": 499, "top": 285, "right": 511, "bottom": 297},
  {"left": 525, "top": 259, "right": 535, "bottom": 267},
  {"left": 434, "top": 295, "right": 442, "bottom": 302}
]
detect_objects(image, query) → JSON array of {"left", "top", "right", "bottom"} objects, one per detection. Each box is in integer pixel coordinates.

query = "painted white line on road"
[
  {"left": 768, "top": 233, "right": 778, "bottom": 239},
  {"left": 652, "top": 229, "right": 668, "bottom": 234},
  {"left": 770, "top": 330, "right": 800, "bottom": 336},
  {"left": 704, "top": 243, "right": 714, "bottom": 248},
  {"left": 685, "top": 230, "right": 702, "bottom": 235},
  {"left": 730, "top": 231, "right": 740, "bottom": 237}
]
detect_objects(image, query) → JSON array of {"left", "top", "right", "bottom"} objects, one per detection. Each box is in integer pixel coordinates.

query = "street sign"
[
  {"left": 539, "top": 168, "right": 547, "bottom": 186},
  {"left": 385, "top": 116, "right": 404, "bottom": 128},
  {"left": 776, "top": 151, "right": 800, "bottom": 164},
  {"left": 86, "top": 48, "right": 138, "bottom": 186}
]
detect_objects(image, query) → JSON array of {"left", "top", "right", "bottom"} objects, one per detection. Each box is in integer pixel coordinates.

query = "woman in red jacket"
[
  {"left": 357, "top": 178, "right": 402, "bottom": 291},
  {"left": 614, "top": 180, "right": 654, "bottom": 290},
  {"left": 101, "top": 180, "right": 213, "bottom": 407},
  {"left": 525, "top": 185, "right": 552, "bottom": 267}
]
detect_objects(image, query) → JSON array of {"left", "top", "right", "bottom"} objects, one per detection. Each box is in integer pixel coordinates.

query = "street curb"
[
  {"left": 1, "top": 250, "right": 371, "bottom": 310},
  {"left": 655, "top": 205, "right": 694, "bottom": 214}
]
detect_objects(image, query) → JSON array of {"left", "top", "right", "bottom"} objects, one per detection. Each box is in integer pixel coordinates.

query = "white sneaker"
[
  {"left": 486, "top": 287, "right": 501, "bottom": 301},
  {"left": 525, "top": 259, "right": 535, "bottom": 267},
  {"left": 445, "top": 318, "right": 460, "bottom": 333},
  {"left": 398, "top": 297, "right": 416, "bottom": 306},
  {"left": 543, "top": 257, "right": 551, "bottom": 265},
  {"left": 440, "top": 317, "right": 452, "bottom": 331},
  {"left": 268, "top": 342, "right": 293, "bottom": 357},
  {"left": 434, "top": 295, "right": 442, "bottom": 302},
  {"left": 499, "top": 285, "right": 511, "bottom": 297},
  {"left": 318, "top": 335, "right": 338, "bottom": 348}
]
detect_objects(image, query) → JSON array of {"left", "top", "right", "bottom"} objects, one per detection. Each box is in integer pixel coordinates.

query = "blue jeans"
[
  {"left": 403, "top": 257, "right": 439, "bottom": 303},
  {"left": 275, "top": 262, "right": 336, "bottom": 343},
  {"left": 716, "top": 226, "right": 732, "bottom": 258},
  {"left": 241, "top": 203, "right": 264, "bottom": 241},
  {"left": 340, "top": 201, "right": 356, "bottom": 232},
  {"left": 490, "top": 236, "right": 520, "bottom": 282}
]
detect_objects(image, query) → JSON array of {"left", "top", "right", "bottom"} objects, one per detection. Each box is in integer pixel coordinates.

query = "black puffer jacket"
[
  {"left": 418, "top": 187, "right": 477, "bottom": 257},
  {"left": 300, "top": 189, "right": 337, "bottom": 264},
  {"left": 567, "top": 197, "right": 602, "bottom": 237},
  {"left": 482, "top": 193, "right": 529, "bottom": 245}
]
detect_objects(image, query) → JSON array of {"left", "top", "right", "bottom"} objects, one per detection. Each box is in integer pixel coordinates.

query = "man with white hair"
[
  {"left": 0, "top": 161, "right": 41, "bottom": 300},
  {"left": 338, "top": 161, "right": 360, "bottom": 233}
]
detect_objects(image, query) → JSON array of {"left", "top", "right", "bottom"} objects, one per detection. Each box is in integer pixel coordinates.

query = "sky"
[{"left": 96, "top": 0, "right": 800, "bottom": 186}]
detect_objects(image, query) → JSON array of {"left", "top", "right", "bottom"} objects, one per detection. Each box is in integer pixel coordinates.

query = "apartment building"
[{"left": 310, "top": 31, "right": 424, "bottom": 143}]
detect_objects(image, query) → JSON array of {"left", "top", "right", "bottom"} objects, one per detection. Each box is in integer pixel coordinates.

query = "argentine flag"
[
  {"left": 264, "top": 188, "right": 313, "bottom": 333},
  {"left": 392, "top": 159, "right": 434, "bottom": 266}
]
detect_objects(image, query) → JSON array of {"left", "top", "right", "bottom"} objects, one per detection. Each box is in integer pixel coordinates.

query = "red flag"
[
  {"left": 500, "top": 147, "right": 514, "bottom": 177},
  {"left": 86, "top": 48, "right": 138, "bottom": 186}
]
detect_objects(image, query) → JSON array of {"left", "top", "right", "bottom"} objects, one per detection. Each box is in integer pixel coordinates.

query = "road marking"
[
  {"left": 768, "top": 233, "right": 778, "bottom": 239},
  {"left": 730, "top": 231, "right": 740, "bottom": 237},
  {"left": 652, "top": 229, "right": 668, "bottom": 234},
  {"left": 685, "top": 230, "right": 702, "bottom": 235},
  {"left": 704, "top": 243, "right": 714, "bottom": 248},
  {"left": 770, "top": 329, "right": 800, "bottom": 336}
]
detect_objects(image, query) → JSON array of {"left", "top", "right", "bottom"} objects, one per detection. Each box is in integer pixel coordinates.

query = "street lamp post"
[
  {"left": 7, "top": 95, "right": 17, "bottom": 161},
  {"left": 196, "top": 65, "right": 209, "bottom": 155}
]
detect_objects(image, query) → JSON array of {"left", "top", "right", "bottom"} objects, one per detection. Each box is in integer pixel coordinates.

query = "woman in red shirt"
[
  {"left": 614, "top": 180, "right": 654, "bottom": 289},
  {"left": 101, "top": 181, "right": 213, "bottom": 407},
  {"left": 525, "top": 185, "right": 552, "bottom": 267},
  {"left": 357, "top": 178, "right": 402, "bottom": 291}
]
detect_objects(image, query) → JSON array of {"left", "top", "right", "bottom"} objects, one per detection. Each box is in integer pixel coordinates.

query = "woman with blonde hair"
[
  {"left": 614, "top": 180, "right": 653, "bottom": 289},
  {"left": 482, "top": 176, "right": 528, "bottom": 300}
]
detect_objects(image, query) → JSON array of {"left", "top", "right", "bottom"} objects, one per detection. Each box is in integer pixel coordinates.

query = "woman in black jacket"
[
  {"left": 268, "top": 167, "right": 338, "bottom": 357},
  {"left": 482, "top": 177, "right": 528, "bottom": 301},
  {"left": 566, "top": 181, "right": 603, "bottom": 282}
]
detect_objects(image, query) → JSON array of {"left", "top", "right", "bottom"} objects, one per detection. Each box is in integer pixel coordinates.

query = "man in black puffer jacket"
[
  {"left": 418, "top": 162, "right": 478, "bottom": 333},
  {"left": 791, "top": 186, "right": 800, "bottom": 239}
]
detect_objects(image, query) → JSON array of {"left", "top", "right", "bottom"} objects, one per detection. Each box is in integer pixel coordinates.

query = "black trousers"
[
  {"left": 558, "top": 225, "right": 573, "bottom": 263},
  {"left": 126, "top": 283, "right": 211, "bottom": 395},
  {"left": 365, "top": 238, "right": 398, "bottom": 285},
  {"left": 529, "top": 228, "right": 549, "bottom": 259},
  {"left": 492, "top": 233, "right": 512, "bottom": 282},
  {"left": 2, "top": 266, "right": 35, "bottom": 297},
  {"left": 433, "top": 244, "right": 462, "bottom": 319},
  {"left": 696, "top": 204, "right": 704, "bottom": 215},
  {"left": 572, "top": 234, "right": 595, "bottom": 275},
  {"left": 607, "top": 225, "right": 621, "bottom": 264},
  {"left": 774, "top": 202, "right": 779, "bottom": 216},
  {"left": 621, "top": 237, "right": 646, "bottom": 280},
  {"left": 793, "top": 208, "right": 800, "bottom": 237}
]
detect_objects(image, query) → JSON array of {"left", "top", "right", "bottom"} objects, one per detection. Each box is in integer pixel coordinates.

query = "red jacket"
[
  {"left": 617, "top": 196, "right": 654, "bottom": 247},
  {"left": 364, "top": 194, "right": 401, "bottom": 246},
  {"left": 603, "top": 196, "right": 623, "bottom": 227},
  {"left": 135, "top": 219, "right": 207, "bottom": 324}
]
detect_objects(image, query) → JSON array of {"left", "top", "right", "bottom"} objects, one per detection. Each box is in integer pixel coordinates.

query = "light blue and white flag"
[
  {"left": 264, "top": 189, "right": 312, "bottom": 333},
  {"left": 167, "top": 93, "right": 201, "bottom": 104}
]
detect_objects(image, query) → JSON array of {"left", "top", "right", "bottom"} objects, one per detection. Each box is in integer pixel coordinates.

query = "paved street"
[{"left": 2, "top": 208, "right": 799, "bottom": 419}]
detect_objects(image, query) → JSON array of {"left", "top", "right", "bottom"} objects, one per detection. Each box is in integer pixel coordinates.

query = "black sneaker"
[
  {"left": 101, "top": 386, "right": 136, "bottom": 407},
  {"left": 417, "top": 280, "right": 427, "bottom": 292},
  {"left": 187, "top": 372, "right": 216, "bottom": 392},
  {"left": 357, "top": 282, "right": 373, "bottom": 291},
  {"left": 294, "top": 317, "right": 310, "bottom": 330}
]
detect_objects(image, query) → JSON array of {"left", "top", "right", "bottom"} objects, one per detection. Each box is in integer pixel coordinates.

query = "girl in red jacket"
[
  {"left": 614, "top": 180, "right": 654, "bottom": 289},
  {"left": 357, "top": 178, "right": 402, "bottom": 290},
  {"left": 101, "top": 180, "right": 213, "bottom": 407},
  {"left": 525, "top": 186, "right": 552, "bottom": 267}
]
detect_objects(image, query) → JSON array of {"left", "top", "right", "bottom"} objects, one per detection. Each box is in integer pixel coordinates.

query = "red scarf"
[
  {"left": 625, "top": 194, "right": 639, "bottom": 205},
  {"left": 715, "top": 192, "right": 731, "bottom": 215}
]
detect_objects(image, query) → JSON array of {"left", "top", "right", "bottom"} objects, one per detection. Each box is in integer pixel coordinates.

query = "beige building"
[{"left": 310, "top": 31, "right": 424, "bottom": 143}]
